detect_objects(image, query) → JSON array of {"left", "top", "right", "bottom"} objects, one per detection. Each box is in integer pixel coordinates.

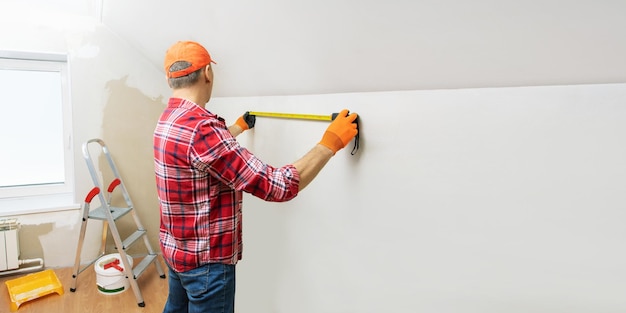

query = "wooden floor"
[{"left": 0, "top": 258, "right": 168, "bottom": 313}]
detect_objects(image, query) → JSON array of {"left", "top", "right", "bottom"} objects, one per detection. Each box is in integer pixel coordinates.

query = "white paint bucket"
[{"left": 94, "top": 253, "right": 133, "bottom": 295}]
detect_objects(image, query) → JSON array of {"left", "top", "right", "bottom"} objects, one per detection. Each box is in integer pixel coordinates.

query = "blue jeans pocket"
[{"left": 178, "top": 264, "right": 210, "bottom": 296}]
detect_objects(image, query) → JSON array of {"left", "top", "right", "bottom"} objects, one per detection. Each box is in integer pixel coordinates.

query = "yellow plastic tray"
[{"left": 5, "top": 269, "right": 64, "bottom": 311}]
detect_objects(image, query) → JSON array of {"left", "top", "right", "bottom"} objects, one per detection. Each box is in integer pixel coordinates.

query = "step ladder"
[{"left": 70, "top": 138, "right": 165, "bottom": 307}]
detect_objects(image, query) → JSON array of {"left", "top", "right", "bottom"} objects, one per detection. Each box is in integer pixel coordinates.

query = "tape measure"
[
  {"left": 247, "top": 111, "right": 335, "bottom": 121},
  {"left": 247, "top": 110, "right": 360, "bottom": 155}
]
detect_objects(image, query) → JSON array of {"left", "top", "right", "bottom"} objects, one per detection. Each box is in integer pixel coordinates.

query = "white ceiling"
[{"left": 33, "top": 0, "right": 626, "bottom": 97}]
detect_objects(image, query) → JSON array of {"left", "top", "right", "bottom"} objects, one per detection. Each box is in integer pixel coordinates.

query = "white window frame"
[{"left": 0, "top": 51, "right": 77, "bottom": 215}]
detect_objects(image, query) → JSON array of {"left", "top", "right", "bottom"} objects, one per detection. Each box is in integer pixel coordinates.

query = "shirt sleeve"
[{"left": 190, "top": 117, "right": 300, "bottom": 202}]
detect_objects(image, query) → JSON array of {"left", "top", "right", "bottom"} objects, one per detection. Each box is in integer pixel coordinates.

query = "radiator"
[{"left": 0, "top": 218, "right": 20, "bottom": 271}]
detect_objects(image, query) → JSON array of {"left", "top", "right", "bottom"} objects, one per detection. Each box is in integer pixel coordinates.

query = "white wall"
[
  {"left": 0, "top": 3, "right": 169, "bottom": 267},
  {"left": 211, "top": 83, "right": 626, "bottom": 312},
  {"left": 102, "top": 0, "right": 626, "bottom": 97}
]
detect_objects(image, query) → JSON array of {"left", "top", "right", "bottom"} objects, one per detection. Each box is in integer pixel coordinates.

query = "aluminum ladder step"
[
  {"left": 122, "top": 230, "right": 146, "bottom": 250},
  {"left": 88, "top": 206, "right": 132, "bottom": 221},
  {"left": 132, "top": 254, "right": 158, "bottom": 279}
]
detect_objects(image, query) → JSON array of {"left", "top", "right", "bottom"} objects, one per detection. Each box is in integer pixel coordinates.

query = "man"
[{"left": 154, "top": 41, "right": 358, "bottom": 313}]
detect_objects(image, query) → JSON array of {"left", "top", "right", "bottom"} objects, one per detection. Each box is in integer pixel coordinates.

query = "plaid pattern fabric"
[{"left": 154, "top": 98, "right": 300, "bottom": 272}]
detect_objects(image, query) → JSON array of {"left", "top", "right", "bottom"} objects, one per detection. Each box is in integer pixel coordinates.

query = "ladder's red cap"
[{"left": 164, "top": 41, "right": 216, "bottom": 78}]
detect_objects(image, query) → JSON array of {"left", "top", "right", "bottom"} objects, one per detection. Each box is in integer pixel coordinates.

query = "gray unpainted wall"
[{"left": 0, "top": 10, "right": 170, "bottom": 267}]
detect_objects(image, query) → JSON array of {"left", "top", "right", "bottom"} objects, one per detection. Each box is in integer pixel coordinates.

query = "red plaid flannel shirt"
[{"left": 154, "top": 98, "right": 300, "bottom": 272}]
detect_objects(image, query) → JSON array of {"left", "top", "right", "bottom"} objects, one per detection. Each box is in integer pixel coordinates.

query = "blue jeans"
[{"left": 163, "top": 263, "right": 236, "bottom": 313}]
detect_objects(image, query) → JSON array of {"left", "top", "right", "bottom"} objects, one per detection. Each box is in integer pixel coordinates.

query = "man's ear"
[{"left": 204, "top": 65, "right": 212, "bottom": 83}]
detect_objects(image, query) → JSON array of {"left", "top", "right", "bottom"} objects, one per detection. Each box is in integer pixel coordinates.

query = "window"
[{"left": 0, "top": 51, "right": 75, "bottom": 214}]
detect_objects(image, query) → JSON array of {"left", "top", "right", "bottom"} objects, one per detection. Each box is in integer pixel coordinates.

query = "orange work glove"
[
  {"left": 319, "top": 109, "right": 358, "bottom": 154},
  {"left": 235, "top": 112, "right": 256, "bottom": 131}
]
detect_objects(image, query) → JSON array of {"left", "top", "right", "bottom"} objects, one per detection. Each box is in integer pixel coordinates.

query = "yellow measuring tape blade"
[{"left": 248, "top": 111, "right": 333, "bottom": 121}]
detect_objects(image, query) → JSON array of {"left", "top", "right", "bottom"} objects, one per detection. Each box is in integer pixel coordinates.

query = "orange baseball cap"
[{"left": 164, "top": 41, "right": 216, "bottom": 78}]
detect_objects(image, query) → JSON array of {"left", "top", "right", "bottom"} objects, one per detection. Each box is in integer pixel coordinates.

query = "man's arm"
[
  {"left": 292, "top": 144, "right": 334, "bottom": 190},
  {"left": 228, "top": 124, "right": 245, "bottom": 137},
  {"left": 293, "top": 109, "right": 359, "bottom": 191}
]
